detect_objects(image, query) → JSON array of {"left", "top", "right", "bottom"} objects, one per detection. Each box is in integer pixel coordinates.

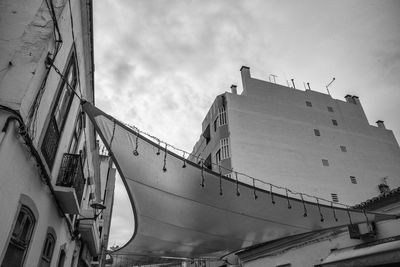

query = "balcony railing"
[
  {"left": 56, "top": 153, "right": 85, "bottom": 205},
  {"left": 41, "top": 116, "right": 60, "bottom": 169}
]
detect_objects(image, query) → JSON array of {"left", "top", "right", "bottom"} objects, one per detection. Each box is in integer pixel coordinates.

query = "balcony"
[
  {"left": 79, "top": 209, "right": 101, "bottom": 255},
  {"left": 53, "top": 153, "right": 85, "bottom": 214}
]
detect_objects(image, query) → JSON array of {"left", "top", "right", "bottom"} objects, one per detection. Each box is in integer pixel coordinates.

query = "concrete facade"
[
  {"left": 0, "top": 0, "right": 115, "bottom": 266},
  {"left": 191, "top": 66, "right": 400, "bottom": 206}
]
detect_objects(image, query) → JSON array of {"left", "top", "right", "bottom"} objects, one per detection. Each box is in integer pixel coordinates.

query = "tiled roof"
[{"left": 353, "top": 187, "right": 400, "bottom": 211}]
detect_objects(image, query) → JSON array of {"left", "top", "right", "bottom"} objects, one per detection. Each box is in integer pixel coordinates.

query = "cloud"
[{"left": 94, "top": 0, "right": 400, "bottom": 247}]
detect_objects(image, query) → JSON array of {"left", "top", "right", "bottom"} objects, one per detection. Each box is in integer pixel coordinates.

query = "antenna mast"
[{"left": 326, "top": 77, "right": 335, "bottom": 96}]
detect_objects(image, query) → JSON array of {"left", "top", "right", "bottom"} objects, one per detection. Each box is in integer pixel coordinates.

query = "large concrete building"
[
  {"left": 0, "top": 0, "right": 114, "bottom": 266},
  {"left": 191, "top": 66, "right": 400, "bottom": 206},
  {"left": 190, "top": 66, "right": 400, "bottom": 266}
]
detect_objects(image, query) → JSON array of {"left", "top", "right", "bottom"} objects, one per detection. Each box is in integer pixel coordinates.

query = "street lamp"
[{"left": 77, "top": 202, "right": 107, "bottom": 221}]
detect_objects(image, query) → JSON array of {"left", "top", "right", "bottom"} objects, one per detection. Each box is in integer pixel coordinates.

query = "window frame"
[
  {"left": 305, "top": 101, "right": 312, "bottom": 107},
  {"left": 322, "top": 159, "right": 329, "bottom": 166},
  {"left": 314, "top": 129, "right": 321, "bottom": 136},
  {"left": 327, "top": 106, "right": 334, "bottom": 112},
  {"left": 350, "top": 176, "right": 357, "bottom": 184},
  {"left": 332, "top": 119, "right": 338, "bottom": 126},
  {"left": 39, "top": 231, "right": 56, "bottom": 267},
  {"left": 340, "top": 145, "right": 347, "bottom": 152}
]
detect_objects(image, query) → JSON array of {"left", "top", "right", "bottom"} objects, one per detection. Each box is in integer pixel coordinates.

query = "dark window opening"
[
  {"left": 204, "top": 154, "right": 212, "bottom": 170},
  {"left": 331, "top": 193, "right": 339, "bottom": 202},
  {"left": 332, "top": 119, "right": 338, "bottom": 126},
  {"left": 213, "top": 118, "right": 218, "bottom": 132},
  {"left": 202, "top": 124, "right": 211, "bottom": 145},
  {"left": 340, "top": 145, "right": 347, "bottom": 152},
  {"left": 350, "top": 176, "right": 357, "bottom": 184},
  {"left": 322, "top": 159, "right": 329, "bottom": 166},
  {"left": 215, "top": 149, "right": 221, "bottom": 165},
  {"left": 327, "top": 106, "right": 334, "bottom": 112},
  {"left": 306, "top": 101, "right": 312, "bottom": 107},
  {"left": 314, "top": 129, "right": 320, "bottom": 136},
  {"left": 39, "top": 233, "right": 56, "bottom": 267}
]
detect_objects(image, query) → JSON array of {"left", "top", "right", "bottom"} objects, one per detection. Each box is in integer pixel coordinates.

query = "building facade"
[
  {"left": 0, "top": 0, "right": 115, "bottom": 266},
  {"left": 191, "top": 66, "right": 400, "bottom": 206},
  {"left": 190, "top": 66, "right": 400, "bottom": 266}
]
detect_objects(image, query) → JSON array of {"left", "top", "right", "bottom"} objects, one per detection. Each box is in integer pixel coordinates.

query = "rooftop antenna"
[
  {"left": 325, "top": 77, "right": 335, "bottom": 96},
  {"left": 307, "top": 82, "right": 311, "bottom": 90},
  {"left": 291, "top": 79, "right": 296, "bottom": 89},
  {"left": 269, "top": 74, "right": 277, "bottom": 84},
  {"left": 303, "top": 82, "right": 307, "bottom": 90}
]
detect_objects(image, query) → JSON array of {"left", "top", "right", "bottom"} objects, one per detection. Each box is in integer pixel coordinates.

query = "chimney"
[
  {"left": 240, "top": 66, "right": 250, "bottom": 95},
  {"left": 230, "top": 84, "right": 237, "bottom": 94},
  {"left": 352, "top": 95, "right": 360, "bottom": 105},
  {"left": 344, "top": 94, "right": 355, "bottom": 104},
  {"left": 376, "top": 120, "right": 385, "bottom": 129}
]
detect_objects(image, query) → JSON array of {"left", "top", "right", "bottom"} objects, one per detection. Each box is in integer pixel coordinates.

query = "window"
[
  {"left": 220, "top": 138, "right": 230, "bottom": 160},
  {"left": 57, "top": 250, "right": 66, "bottom": 267},
  {"left": 218, "top": 107, "right": 227, "bottom": 126},
  {"left": 39, "top": 233, "right": 56, "bottom": 267},
  {"left": 332, "top": 119, "right": 338, "bottom": 126},
  {"left": 41, "top": 51, "right": 78, "bottom": 168},
  {"left": 69, "top": 112, "right": 83, "bottom": 153},
  {"left": 213, "top": 117, "right": 218, "bottom": 132},
  {"left": 331, "top": 193, "right": 339, "bottom": 202},
  {"left": 340, "top": 145, "right": 347, "bottom": 152},
  {"left": 327, "top": 106, "right": 334, "bottom": 112},
  {"left": 322, "top": 159, "right": 329, "bottom": 166},
  {"left": 2, "top": 206, "right": 36, "bottom": 266},
  {"left": 202, "top": 124, "right": 211, "bottom": 144},
  {"left": 350, "top": 176, "right": 357, "bottom": 184},
  {"left": 305, "top": 101, "right": 312, "bottom": 107},
  {"left": 215, "top": 149, "right": 221, "bottom": 165},
  {"left": 314, "top": 129, "right": 320, "bottom": 136}
]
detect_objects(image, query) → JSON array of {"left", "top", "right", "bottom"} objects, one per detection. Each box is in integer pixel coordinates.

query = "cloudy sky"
[{"left": 93, "top": 0, "right": 400, "bottom": 247}]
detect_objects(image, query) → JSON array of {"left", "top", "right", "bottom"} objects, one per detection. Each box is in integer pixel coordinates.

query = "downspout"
[{"left": 0, "top": 105, "right": 75, "bottom": 238}]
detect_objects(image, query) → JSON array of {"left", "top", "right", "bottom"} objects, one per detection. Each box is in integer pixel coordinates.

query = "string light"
[
  {"left": 219, "top": 167, "right": 223, "bottom": 196},
  {"left": 331, "top": 202, "right": 338, "bottom": 222},
  {"left": 285, "top": 189, "right": 292, "bottom": 209},
  {"left": 132, "top": 130, "right": 139, "bottom": 156},
  {"left": 315, "top": 197, "right": 324, "bottom": 222},
  {"left": 270, "top": 184, "right": 275, "bottom": 204},
  {"left": 252, "top": 178, "right": 258, "bottom": 200},
  {"left": 182, "top": 152, "right": 186, "bottom": 168},
  {"left": 162, "top": 144, "right": 167, "bottom": 172},
  {"left": 363, "top": 209, "right": 372, "bottom": 232},
  {"left": 301, "top": 194, "right": 307, "bottom": 217},
  {"left": 200, "top": 160, "right": 205, "bottom": 188},
  {"left": 122, "top": 123, "right": 356, "bottom": 212},
  {"left": 347, "top": 207, "right": 353, "bottom": 225},
  {"left": 235, "top": 172, "right": 240, "bottom": 197},
  {"left": 108, "top": 119, "right": 116, "bottom": 157}
]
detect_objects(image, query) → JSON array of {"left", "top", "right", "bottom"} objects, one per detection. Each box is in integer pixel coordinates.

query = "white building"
[
  {"left": 191, "top": 66, "right": 400, "bottom": 206},
  {"left": 0, "top": 0, "right": 115, "bottom": 266},
  {"left": 190, "top": 66, "right": 400, "bottom": 266}
]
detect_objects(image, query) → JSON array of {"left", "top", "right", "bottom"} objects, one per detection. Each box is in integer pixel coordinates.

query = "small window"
[
  {"left": 331, "top": 193, "right": 339, "bottom": 202},
  {"left": 332, "top": 119, "right": 338, "bottom": 126},
  {"left": 218, "top": 107, "right": 227, "bottom": 126},
  {"left": 306, "top": 101, "right": 312, "bottom": 107},
  {"left": 40, "top": 233, "right": 56, "bottom": 267},
  {"left": 327, "top": 106, "right": 334, "bottom": 112},
  {"left": 213, "top": 117, "right": 218, "bottom": 132},
  {"left": 215, "top": 149, "right": 221, "bottom": 165},
  {"left": 322, "top": 159, "right": 329, "bottom": 166},
  {"left": 220, "top": 138, "right": 230, "bottom": 160},
  {"left": 350, "top": 176, "right": 357, "bottom": 184},
  {"left": 314, "top": 129, "right": 320, "bottom": 136},
  {"left": 340, "top": 145, "right": 347, "bottom": 152}
]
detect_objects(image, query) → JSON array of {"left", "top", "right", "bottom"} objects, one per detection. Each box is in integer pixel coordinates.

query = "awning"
[
  {"left": 82, "top": 102, "right": 397, "bottom": 265},
  {"left": 317, "top": 236, "right": 400, "bottom": 266}
]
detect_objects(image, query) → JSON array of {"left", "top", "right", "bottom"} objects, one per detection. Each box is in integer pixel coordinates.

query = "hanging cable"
[
  {"left": 331, "top": 202, "right": 338, "bottom": 222},
  {"left": 346, "top": 207, "right": 353, "bottom": 225},
  {"left": 156, "top": 139, "right": 161, "bottom": 155},
  {"left": 315, "top": 197, "right": 324, "bottom": 222},
  {"left": 162, "top": 144, "right": 168, "bottom": 172},
  {"left": 108, "top": 119, "right": 116, "bottom": 157},
  {"left": 200, "top": 160, "right": 205, "bottom": 187},
  {"left": 182, "top": 152, "right": 186, "bottom": 168},
  {"left": 363, "top": 209, "right": 372, "bottom": 232},
  {"left": 132, "top": 130, "right": 139, "bottom": 156},
  {"left": 300, "top": 194, "right": 307, "bottom": 217},
  {"left": 252, "top": 178, "right": 258, "bottom": 200},
  {"left": 285, "top": 189, "right": 292, "bottom": 209},
  {"left": 219, "top": 167, "right": 223, "bottom": 196},
  {"left": 270, "top": 184, "right": 275, "bottom": 204},
  {"left": 235, "top": 172, "right": 240, "bottom": 197}
]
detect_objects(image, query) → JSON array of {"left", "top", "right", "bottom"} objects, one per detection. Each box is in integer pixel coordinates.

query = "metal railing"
[{"left": 56, "top": 153, "right": 85, "bottom": 204}]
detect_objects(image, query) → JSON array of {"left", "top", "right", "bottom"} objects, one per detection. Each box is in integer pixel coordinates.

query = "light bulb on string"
[
  {"left": 315, "top": 197, "right": 324, "bottom": 222},
  {"left": 285, "top": 189, "right": 292, "bottom": 209},
  {"left": 219, "top": 166, "right": 223, "bottom": 196},
  {"left": 331, "top": 202, "right": 338, "bottom": 222},
  {"left": 270, "top": 184, "right": 275, "bottom": 204},
  {"left": 235, "top": 172, "right": 240, "bottom": 197},
  {"left": 301, "top": 194, "right": 307, "bottom": 217},
  {"left": 182, "top": 152, "right": 187, "bottom": 168},
  {"left": 132, "top": 130, "right": 139, "bottom": 156},
  {"left": 162, "top": 144, "right": 167, "bottom": 172},
  {"left": 253, "top": 178, "right": 258, "bottom": 200}
]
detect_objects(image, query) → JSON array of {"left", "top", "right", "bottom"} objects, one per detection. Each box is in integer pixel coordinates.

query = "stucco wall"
[{"left": 226, "top": 70, "right": 400, "bottom": 205}]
